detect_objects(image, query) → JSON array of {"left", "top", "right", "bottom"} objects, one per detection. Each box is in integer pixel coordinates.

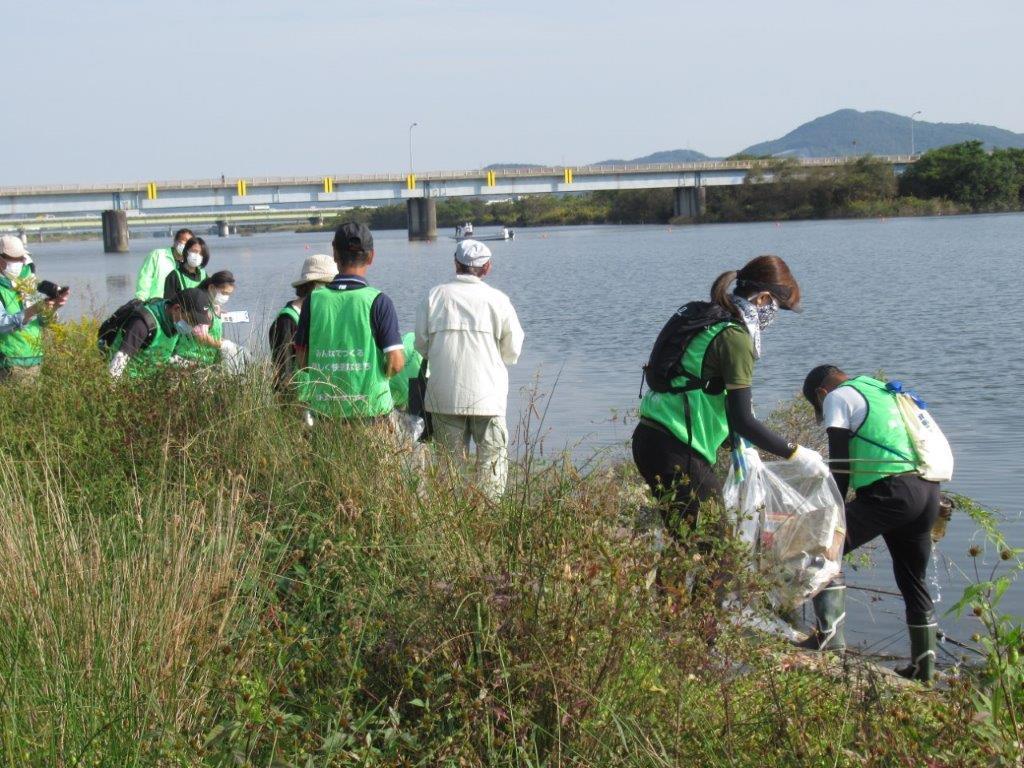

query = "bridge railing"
[{"left": 0, "top": 155, "right": 919, "bottom": 197}]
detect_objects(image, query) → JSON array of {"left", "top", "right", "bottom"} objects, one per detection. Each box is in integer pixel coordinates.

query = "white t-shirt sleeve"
[{"left": 822, "top": 387, "right": 868, "bottom": 432}]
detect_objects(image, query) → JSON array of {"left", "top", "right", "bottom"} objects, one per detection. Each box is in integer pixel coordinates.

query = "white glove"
[
  {"left": 787, "top": 445, "right": 830, "bottom": 478},
  {"left": 108, "top": 351, "right": 129, "bottom": 379},
  {"left": 219, "top": 339, "right": 246, "bottom": 373}
]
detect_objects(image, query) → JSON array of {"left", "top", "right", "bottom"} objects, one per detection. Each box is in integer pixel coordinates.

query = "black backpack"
[
  {"left": 97, "top": 299, "right": 159, "bottom": 352},
  {"left": 641, "top": 301, "right": 733, "bottom": 396}
]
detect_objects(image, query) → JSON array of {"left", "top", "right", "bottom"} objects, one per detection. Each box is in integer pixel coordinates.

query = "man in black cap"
[
  {"left": 107, "top": 287, "right": 213, "bottom": 378},
  {"left": 293, "top": 222, "right": 404, "bottom": 419}
]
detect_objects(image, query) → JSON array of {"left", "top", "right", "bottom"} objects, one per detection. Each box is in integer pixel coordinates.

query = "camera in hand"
[{"left": 37, "top": 280, "right": 69, "bottom": 300}]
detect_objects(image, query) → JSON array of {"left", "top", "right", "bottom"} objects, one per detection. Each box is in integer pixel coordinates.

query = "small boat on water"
[{"left": 453, "top": 223, "right": 514, "bottom": 242}]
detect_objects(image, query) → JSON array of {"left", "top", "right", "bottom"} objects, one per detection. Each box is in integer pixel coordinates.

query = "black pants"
[
  {"left": 631, "top": 421, "right": 722, "bottom": 536},
  {"left": 844, "top": 474, "right": 940, "bottom": 624}
]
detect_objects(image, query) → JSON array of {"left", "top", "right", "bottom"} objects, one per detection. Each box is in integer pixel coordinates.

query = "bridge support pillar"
[
  {"left": 217, "top": 220, "right": 230, "bottom": 238},
  {"left": 673, "top": 186, "right": 706, "bottom": 221},
  {"left": 101, "top": 210, "right": 129, "bottom": 253},
  {"left": 407, "top": 198, "right": 437, "bottom": 241}
]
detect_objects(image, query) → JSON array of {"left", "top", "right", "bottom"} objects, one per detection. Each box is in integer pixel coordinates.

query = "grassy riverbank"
[{"left": 0, "top": 321, "right": 1020, "bottom": 766}]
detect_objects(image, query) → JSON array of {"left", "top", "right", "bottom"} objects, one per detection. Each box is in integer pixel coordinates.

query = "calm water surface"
[{"left": 32, "top": 214, "right": 1023, "bottom": 655}]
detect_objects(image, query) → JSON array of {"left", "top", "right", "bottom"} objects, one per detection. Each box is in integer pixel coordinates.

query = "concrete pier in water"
[
  {"left": 673, "top": 187, "right": 706, "bottom": 221},
  {"left": 101, "top": 210, "right": 129, "bottom": 253},
  {"left": 407, "top": 198, "right": 437, "bottom": 241}
]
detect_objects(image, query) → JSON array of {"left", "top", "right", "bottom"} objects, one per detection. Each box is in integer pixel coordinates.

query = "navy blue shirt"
[{"left": 293, "top": 275, "right": 402, "bottom": 353}]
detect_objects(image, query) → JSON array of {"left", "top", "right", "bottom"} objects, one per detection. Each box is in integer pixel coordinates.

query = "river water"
[{"left": 30, "top": 214, "right": 1023, "bottom": 657}]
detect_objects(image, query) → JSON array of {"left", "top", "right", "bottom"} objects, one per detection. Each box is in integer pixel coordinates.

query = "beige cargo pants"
[{"left": 431, "top": 413, "right": 509, "bottom": 500}]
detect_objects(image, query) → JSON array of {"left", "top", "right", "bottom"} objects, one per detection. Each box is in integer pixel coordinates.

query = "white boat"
[{"left": 452, "top": 224, "right": 514, "bottom": 242}]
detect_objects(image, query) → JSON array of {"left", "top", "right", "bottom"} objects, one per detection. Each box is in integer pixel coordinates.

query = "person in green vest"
[
  {"left": 0, "top": 235, "right": 69, "bottom": 382},
  {"left": 175, "top": 271, "right": 237, "bottom": 365},
  {"left": 390, "top": 331, "right": 424, "bottom": 412},
  {"left": 135, "top": 228, "right": 193, "bottom": 300},
  {"left": 269, "top": 253, "right": 335, "bottom": 391},
  {"left": 801, "top": 365, "right": 942, "bottom": 682},
  {"left": 107, "top": 288, "right": 212, "bottom": 379},
  {"left": 632, "top": 255, "right": 827, "bottom": 537},
  {"left": 163, "top": 236, "right": 209, "bottom": 302},
  {"left": 293, "top": 222, "right": 405, "bottom": 420}
]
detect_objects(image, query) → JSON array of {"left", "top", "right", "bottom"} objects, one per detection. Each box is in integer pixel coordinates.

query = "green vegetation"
[{"left": 0, "top": 322, "right": 1021, "bottom": 766}]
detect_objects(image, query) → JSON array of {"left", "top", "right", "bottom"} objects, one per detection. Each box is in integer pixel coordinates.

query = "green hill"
[{"left": 741, "top": 109, "right": 1024, "bottom": 157}]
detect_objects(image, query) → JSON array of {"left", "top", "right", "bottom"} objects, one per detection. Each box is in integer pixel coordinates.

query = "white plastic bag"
[
  {"left": 724, "top": 447, "right": 846, "bottom": 609},
  {"left": 891, "top": 390, "right": 953, "bottom": 482}
]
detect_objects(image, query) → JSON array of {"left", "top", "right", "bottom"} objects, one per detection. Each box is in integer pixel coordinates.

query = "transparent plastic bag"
[{"left": 724, "top": 447, "right": 846, "bottom": 608}]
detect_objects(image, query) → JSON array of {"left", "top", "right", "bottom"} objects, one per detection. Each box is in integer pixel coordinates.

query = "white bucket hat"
[
  {"left": 292, "top": 253, "right": 337, "bottom": 287},
  {"left": 0, "top": 234, "right": 30, "bottom": 260}
]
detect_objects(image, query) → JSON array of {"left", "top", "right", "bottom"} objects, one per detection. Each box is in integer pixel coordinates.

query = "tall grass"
[{"left": 0, "top": 320, "right": 1007, "bottom": 766}]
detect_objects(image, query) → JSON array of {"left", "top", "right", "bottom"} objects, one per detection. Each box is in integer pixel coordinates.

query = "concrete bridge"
[{"left": 0, "top": 156, "right": 916, "bottom": 249}]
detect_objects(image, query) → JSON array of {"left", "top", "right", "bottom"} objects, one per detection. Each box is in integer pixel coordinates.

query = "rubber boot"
[
  {"left": 896, "top": 619, "right": 937, "bottom": 682},
  {"left": 796, "top": 584, "right": 846, "bottom": 652}
]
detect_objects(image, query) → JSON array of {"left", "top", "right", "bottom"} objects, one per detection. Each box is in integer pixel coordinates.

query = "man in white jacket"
[{"left": 415, "top": 239, "right": 524, "bottom": 499}]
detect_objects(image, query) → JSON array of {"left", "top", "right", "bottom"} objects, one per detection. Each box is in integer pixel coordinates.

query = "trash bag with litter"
[{"left": 724, "top": 446, "right": 846, "bottom": 609}]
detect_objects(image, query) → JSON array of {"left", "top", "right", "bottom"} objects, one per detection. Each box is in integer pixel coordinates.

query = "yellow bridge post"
[
  {"left": 236, "top": 179, "right": 247, "bottom": 196},
  {"left": 486, "top": 170, "right": 496, "bottom": 187},
  {"left": 562, "top": 168, "right": 574, "bottom": 184},
  {"left": 406, "top": 174, "right": 417, "bottom": 190},
  {"left": 146, "top": 182, "right": 157, "bottom": 200},
  {"left": 322, "top": 176, "right": 334, "bottom": 193}
]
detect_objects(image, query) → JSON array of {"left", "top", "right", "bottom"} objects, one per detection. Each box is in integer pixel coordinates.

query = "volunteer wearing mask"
[
  {"left": 632, "top": 255, "right": 826, "bottom": 536},
  {"left": 107, "top": 288, "right": 212, "bottom": 378},
  {"left": 164, "top": 236, "right": 209, "bottom": 302},
  {"left": 135, "top": 228, "right": 193, "bottom": 301},
  {"left": 801, "top": 365, "right": 945, "bottom": 682},
  {"left": 269, "top": 254, "right": 335, "bottom": 391},
  {"left": 176, "top": 271, "right": 237, "bottom": 365},
  {"left": 0, "top": 235, "right": 69, "bottom": 382}
]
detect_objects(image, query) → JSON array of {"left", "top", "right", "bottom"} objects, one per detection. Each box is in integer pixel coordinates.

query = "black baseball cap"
[
  {"left": 333, "top": 222, "right": 373, "bottom": 254},
  {"left": 171, "top": 287, "right": 213, "bottom": 325},
  {"left": 802, "top": 364, "right": 843, "bottom": 412}
]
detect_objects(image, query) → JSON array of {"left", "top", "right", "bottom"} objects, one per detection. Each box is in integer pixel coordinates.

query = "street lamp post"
[
  {"left": 910, "top": 111, "right": 922, "bottom": 155},
  {"left": 409, "top": 122, "right": 418, "bottom": 175}
]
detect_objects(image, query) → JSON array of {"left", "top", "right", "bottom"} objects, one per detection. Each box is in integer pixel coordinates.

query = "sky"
[{"left": 2, "top": 0, "right": 1022, "bottom": 185}]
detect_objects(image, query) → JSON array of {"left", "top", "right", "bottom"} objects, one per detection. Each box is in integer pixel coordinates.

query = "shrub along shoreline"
[{"left": 0, "top": 320, "right": 1020, "bottom": 766}]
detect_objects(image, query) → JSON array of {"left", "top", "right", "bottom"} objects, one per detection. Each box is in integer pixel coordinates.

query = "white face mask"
[
  {"left": 186, "top": 252, "right": 203, "bottom": 268},
  {"left": 174, "top": 319, "right": 194, "bottom": 337},
  {"left": 2, "top": 260, "right": 22, "bottom": 279},
  {"left": 174, "top": 242, "right": 186, "bottom": 256},
  {"left": 213, "top": 291, "right": 230, "bottom": 306}
]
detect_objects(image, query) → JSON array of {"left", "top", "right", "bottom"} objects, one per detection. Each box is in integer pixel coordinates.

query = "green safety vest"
[
  {"left": 278, "top": 304, "right": 300, "bottom": 325},
  {"left": 176, "top": 311, "right": 222, "bottom": 365},
  {"left": 110, "top": 300, "right": 178, "bottom": 378},
  {"left": 299, "top": 286, "right": 394, "bottom": 418},
  {"left": 168, "top": 266, "right": 207, "bottom": 296},
  {"left": 638, "top": 321, "right": 736, "bottom": 464},
  {"left": 0, "top": 275, "right": 43, "bottom": 368},
  {"left": 137, "top": 247, "right": 178, "bottom": 301},
  {"left": 389, "top": 331, "right": 422, "bottom": 409},
  {"left": 841, "top": 376, "right": 919, "bottom": 491}
]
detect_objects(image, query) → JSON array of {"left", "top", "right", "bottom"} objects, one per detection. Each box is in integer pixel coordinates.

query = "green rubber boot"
[
  {"left": 896, "top": 619, "right": 937, "bottom": 682},
  {"left": 796, "top": 584, "right": 846, "bottom": 652}
]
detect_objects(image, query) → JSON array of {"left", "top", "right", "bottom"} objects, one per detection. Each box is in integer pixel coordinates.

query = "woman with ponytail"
[{"left": 633, "top": 254, "right": 828, "bottom": 536}]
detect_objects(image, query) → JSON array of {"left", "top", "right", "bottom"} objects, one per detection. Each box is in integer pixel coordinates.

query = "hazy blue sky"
[{"left": 3, "top": 0, "right": 1021, "bottom": 184}]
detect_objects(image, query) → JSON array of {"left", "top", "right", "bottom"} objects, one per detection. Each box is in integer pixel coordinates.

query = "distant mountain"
[
  {"left": 740, "top": 109, "right": 1024, "bottom": 158},
  {"left": 591, "top": 148, "right": 710, "bottom": 165},
  {"left": 484, "top": 162, "right": 547, "bottom": 171}
]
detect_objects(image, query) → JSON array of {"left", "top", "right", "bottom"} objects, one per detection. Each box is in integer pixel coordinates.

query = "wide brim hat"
[{"left": 292, "top": 253, "right": 337, "bottom": 287}]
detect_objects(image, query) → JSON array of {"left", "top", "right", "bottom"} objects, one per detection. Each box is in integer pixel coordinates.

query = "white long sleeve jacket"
[{"left": 415, "top": 275, "right": 524, "bottom": 417}]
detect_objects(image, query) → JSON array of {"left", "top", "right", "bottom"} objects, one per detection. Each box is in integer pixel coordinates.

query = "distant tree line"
[{"left": 319, "top": 142, "right": 1024, "bottom": 231}]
